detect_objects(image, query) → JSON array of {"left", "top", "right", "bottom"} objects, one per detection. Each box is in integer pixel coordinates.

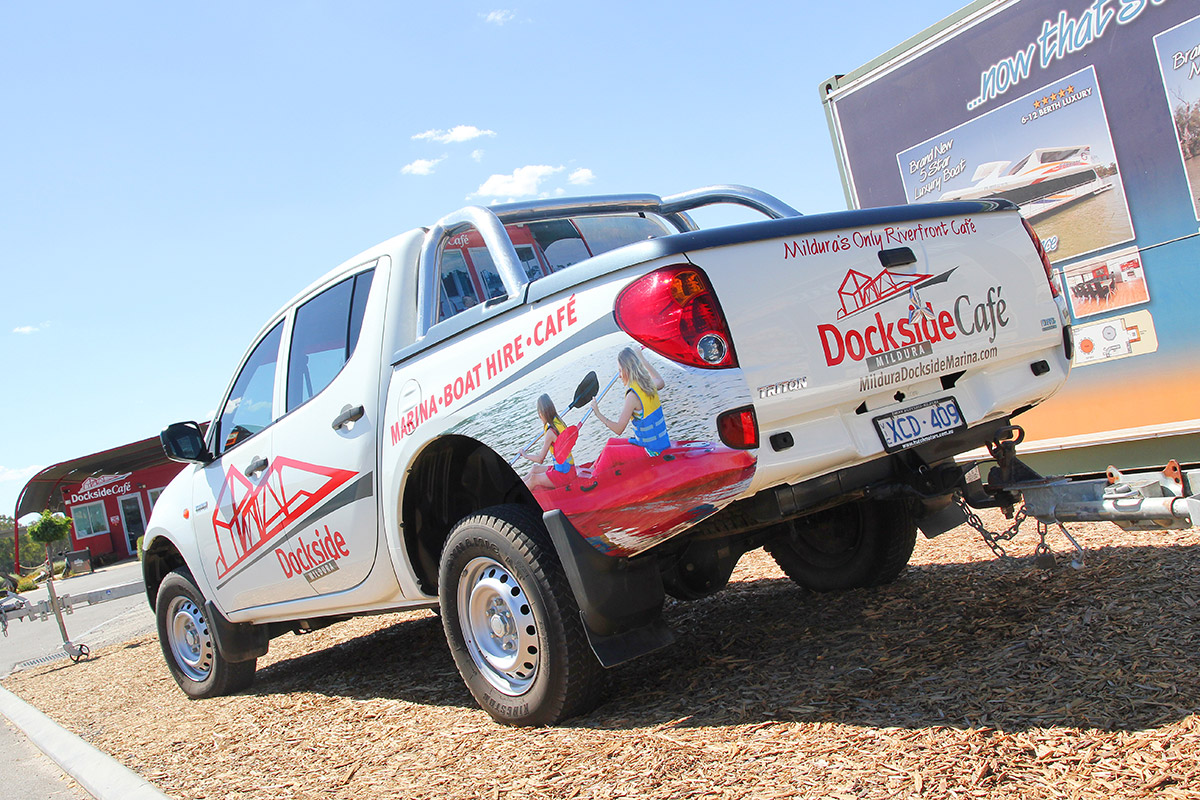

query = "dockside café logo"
[
  {"left": 817, "top": 267, "right": 1010, "bottom": 368},
  {"left": 69, "top": 473, "right": 134, "bottom": 504}
]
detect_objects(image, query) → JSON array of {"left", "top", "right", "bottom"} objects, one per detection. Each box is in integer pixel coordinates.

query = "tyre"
[
  {"left": 764, "top": 499, "right": 917, "bottom": 592},
  {"left": 438, "top": 504, "right": 604, "bottom": 726},
  {"left": 661, "top": 542, "right": 739, "bottom": 601},
  {"left": 155, "top": 568, "right": 256, "bottom": 698}
]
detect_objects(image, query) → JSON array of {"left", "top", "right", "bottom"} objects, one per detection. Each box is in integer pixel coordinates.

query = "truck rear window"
[{"left": 436, "top": 213, "right": 673, "bottom": 323}]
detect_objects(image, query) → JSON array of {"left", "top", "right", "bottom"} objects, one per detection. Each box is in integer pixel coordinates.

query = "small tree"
[
  {"left": 28, "top": 510, "right": 72, "bottom": 574},
  {"left": 1, "top": 515, "right": 46, "bottom": 576}
]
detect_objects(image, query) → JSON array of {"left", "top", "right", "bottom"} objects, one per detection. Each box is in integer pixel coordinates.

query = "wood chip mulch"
[{"left": 6, "top": 511, "right": 1200, "bottom": 799}]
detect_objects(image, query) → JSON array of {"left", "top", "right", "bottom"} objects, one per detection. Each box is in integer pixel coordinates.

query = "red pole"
[{"left": 13, "top": 506, "right": 20, "bottom": 575}]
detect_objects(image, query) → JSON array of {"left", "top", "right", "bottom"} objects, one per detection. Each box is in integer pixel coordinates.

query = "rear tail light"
[
  {"left": 614, "top": 264, "right": 738, "bottom": 369},
  {"left": 717, "top": 406, "right": 759, "bottom": 449},
  {"left": 1021, "top": 217, "right": 1060, "bottom": 299}
]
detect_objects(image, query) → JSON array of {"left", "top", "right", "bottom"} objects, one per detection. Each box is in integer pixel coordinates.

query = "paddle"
[
  {"left": 510, "top": 372, "right": 600, "bottom": 466},
  {"left": 550, "top": 370, "right": 621, "bottom": 464}
]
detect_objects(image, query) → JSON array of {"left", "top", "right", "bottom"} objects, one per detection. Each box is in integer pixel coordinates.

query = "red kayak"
[{"left": 533, "top": 438, "right": 756, "bottom": 556}]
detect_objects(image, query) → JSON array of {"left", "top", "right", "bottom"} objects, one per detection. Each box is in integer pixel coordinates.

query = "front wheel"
[
  {"left": 765, "top": 499, "right": 917, "bottom": 592},
  {"left": 155, "top": 569, "right": 256, "bottom": 698},
  {"left": 438, "top": 504, "right": 604, "bottom": 725}
]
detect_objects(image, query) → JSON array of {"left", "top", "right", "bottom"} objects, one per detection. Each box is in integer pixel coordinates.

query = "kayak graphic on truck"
[{"left": 451, "top": 338, "right": 758, "bottom": 558}]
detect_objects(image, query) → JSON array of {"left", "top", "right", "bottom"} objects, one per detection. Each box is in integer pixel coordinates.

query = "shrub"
[
  {"left": 16, "top": 574, "right": 39, "bottom": 593},
  {"left": 28, "top": 511, "right": 72, "bottom": 578}
]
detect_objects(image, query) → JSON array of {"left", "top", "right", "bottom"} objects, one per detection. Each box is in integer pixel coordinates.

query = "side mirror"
[{"left": 161, "top": 421, "right": 213, "bottom": 464}]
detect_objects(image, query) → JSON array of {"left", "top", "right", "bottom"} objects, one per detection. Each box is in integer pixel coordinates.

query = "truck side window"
[
  {"left": 216, "top": 322, "right": 283, "bottom": 455},
  {"left": 572, "top": 214, "right": 671, "bottom": 255},
  {"left": 465, "top": 247, "right": 512, "bottom": 301},
  {"left": 286, "top": 269, "right": 375, "bottom": 412},
  {"left": 470, "top": 244, "right": 545, "bottom": 286},
  {"left": 527, "top": 219, "right": 592, "bottom": 272},
  {"left": 438, "top": 249, "right": 479, "bottom": 322}
]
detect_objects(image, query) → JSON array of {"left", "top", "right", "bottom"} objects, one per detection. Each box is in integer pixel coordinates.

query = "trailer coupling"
[
  {"left": 958, "top": 428, "right": 1197, "bottom": 570},
  {"left": 1015, "top": 460, "right": 1200, "bottom": 532}
]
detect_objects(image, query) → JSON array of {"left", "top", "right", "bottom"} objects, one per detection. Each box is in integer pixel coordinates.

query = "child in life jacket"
[
  {"left": 520, "top": 393, "right": 576, "bottom": 490},
  {"left": 591, "top": 347, "right": 670, "bottom": 456}
]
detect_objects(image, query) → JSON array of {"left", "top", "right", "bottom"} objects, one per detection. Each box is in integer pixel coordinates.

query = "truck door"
[
  {"left": 193, "top": 321, "right": 285, "bottom": 611},
  {"left": 195, "top": 264, "right": 383, "bottom": 613},
  {"left": 259, "top": 264, "right": 381, "bottom": 603}
]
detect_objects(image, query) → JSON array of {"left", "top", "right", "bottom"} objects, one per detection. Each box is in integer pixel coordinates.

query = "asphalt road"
[
  {"left": 2, "top": 559, "right": 154, "bottom": 678},
  {"left": 1, "top": 559, "right": 156, "bottom": 799}
]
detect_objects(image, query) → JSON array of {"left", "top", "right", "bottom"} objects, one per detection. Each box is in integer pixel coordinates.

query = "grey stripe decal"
[{"left": 215, "top": 472, "right": 374, "bottom": 590}]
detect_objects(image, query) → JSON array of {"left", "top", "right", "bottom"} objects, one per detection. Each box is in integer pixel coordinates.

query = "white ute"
[{"left": 143, "top": 186, "right": 1072, "bottom": 724}]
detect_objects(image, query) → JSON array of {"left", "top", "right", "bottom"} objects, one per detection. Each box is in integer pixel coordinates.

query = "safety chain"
[
  {"left": 954, "top": 492, "right": 1032, "bottom": 559},
  {"left": 1, "top": 608, "right": 7, "bottom": 638}
]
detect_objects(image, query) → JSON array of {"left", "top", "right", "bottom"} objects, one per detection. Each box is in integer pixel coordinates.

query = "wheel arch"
[
  {"left": 400, "top": 434, "right": 538, "bottom": 595},
  {"left": 142, "top": 534, "right": 189, "bottom": 611}
]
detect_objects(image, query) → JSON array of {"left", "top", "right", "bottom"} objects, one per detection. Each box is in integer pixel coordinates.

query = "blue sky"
[{"left": 0, "top": 0, "right": 968, "bottom": 521}]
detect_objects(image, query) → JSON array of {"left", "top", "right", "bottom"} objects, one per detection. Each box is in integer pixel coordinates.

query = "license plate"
[{"left": 873, "top": 397, "right": 966, "bottom": 453}]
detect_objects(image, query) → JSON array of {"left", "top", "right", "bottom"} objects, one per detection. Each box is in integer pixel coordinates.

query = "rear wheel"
[
  {"left": 155, "top": 569, "right": 256, "bottom": 697},
  {"left": 765, "top": 499, "right": 917, "bottom": 591},
  {"left": 438, "top": 504, "right": 604, "bottom": 725}
]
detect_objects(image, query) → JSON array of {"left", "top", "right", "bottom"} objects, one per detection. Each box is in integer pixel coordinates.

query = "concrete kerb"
[{"left": 0, "top": 686, "right": 170, "bottom": 800}]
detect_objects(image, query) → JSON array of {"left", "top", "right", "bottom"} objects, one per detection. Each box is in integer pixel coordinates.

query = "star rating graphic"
[{"left": 1032, "top": 86, "right": 1075, "bottom": 110}]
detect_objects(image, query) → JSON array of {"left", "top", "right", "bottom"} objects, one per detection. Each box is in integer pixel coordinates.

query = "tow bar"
[
  {"left": 958, "top": 426, "right": 1199, "bottom": 568},
  {"left": 1017, "top": 460, "right": 1200, "bottom": 531}
]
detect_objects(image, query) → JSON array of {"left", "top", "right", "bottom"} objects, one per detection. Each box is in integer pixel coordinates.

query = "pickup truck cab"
[{"left": 144, "top": 185, "right": 1071, "bottom": 724}]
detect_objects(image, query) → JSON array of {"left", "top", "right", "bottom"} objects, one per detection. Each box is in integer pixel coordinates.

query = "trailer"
[{"left": 820, "top": 0, "right": 1200, "bottom": 478}]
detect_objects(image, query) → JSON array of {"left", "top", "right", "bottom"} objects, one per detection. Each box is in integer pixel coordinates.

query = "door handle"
[
  {"left": 332, "top": 404, "right": 365, "bottom": 430},
  {"left": 244, "top": 456, "right": 269, "bottom": 478}
]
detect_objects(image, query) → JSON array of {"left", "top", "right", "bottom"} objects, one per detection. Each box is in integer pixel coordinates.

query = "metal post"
[{"left": 41, "top": 549, "right": 89, "bottom": 662}]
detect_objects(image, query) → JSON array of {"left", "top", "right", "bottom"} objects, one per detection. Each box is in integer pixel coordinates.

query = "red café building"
[{"left": 15, "top": 433, "right": 191, "bottom": 569}]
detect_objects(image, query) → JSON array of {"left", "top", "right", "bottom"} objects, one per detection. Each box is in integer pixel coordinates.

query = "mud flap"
[
  {"left": 205, "top": 601, "right": 269, "bottom": 663},
  {"left": 915, "top": 501, "right": 967, "bottom": 538},
  {"left": 542, "top": 510, "right": 674, "bottom": 668}
]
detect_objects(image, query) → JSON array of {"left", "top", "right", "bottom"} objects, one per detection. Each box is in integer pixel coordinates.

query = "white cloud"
[
  {"left": 13, "top": 322, "right": 48, "bottom": 334},
  {"left": 568, "top": 168, "right": 595, "bottom": 186},
  {"left": 401, "top": 157, "right": 445, "bottom": 176},
  {"left": 0, "top": 465, "right": 42, "bottom": 483},
  {"left": 473, "top": 165, "right": 563, "bottom": 198},
  {"left": 471, "top": 149, "right": 485, "bottom": 163},
  {"left": 412, "top": 125, "right": 496, "bottom": 145},
  {"left": 482, "top": 9, "right": 516, "bottom": 25}
]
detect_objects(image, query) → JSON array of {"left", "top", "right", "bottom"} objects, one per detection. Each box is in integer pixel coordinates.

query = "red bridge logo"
[
  {"left": 837, "top": 268, "right": 933, "bottom": 319},
  {"left": 211, "top": 457, "right": 357, "bottom": 579}
]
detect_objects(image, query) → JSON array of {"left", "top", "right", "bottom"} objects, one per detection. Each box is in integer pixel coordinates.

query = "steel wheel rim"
[
  {"left": 457, "top": 556, "right": 539, "bottom": 696},
  {"left": 167, "top": 595, "right": 214, "bottom": 682}
]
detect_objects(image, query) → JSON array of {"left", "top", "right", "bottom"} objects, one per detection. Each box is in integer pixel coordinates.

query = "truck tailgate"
[{"left": 686, "top": 203, "right": 1069, "bottom": 491}]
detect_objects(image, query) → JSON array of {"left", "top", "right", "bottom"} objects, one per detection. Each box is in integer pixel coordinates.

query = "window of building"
[
  {"left": 71, "top": 501, "right": 109, "bottom": 539},
  {"left": 216, "top": 321, "right": 283, "bottom": 455}
]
